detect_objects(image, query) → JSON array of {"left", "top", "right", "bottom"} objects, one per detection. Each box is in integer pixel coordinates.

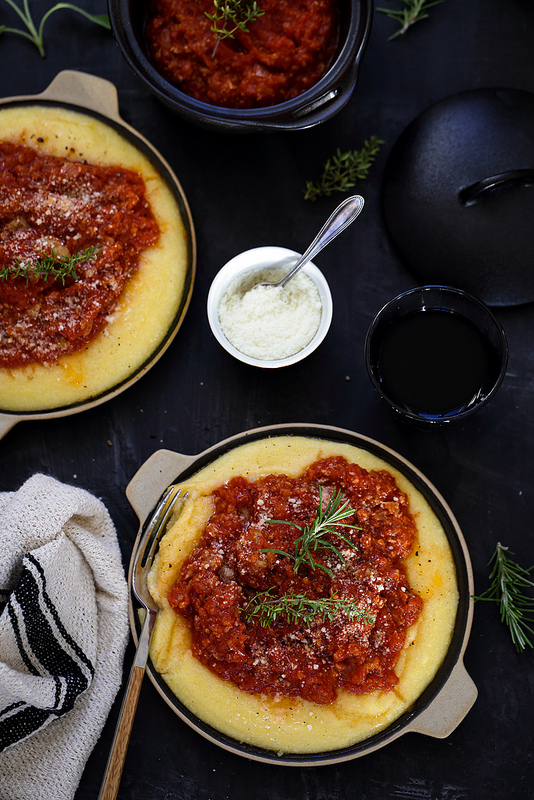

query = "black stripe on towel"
[
  {"left": 0, "top": 702, "right": 51, "bottom": 752},
  {"left": 0, "top": 553, "right": 95, "bottom": 752}
]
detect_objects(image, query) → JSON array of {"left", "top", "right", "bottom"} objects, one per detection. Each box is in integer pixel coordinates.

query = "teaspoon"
[{"left": 256, "top": 194, "right": 364, "bottom": 289}]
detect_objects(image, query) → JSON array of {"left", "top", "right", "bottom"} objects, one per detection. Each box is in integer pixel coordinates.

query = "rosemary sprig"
[
  {"left": 304, "top": 137, "right": 383, "bottom": 201},
  {"left": 262, "top": 487, "right": 360, "bottom": 578},
  {"left": 473, "top": 543, "right": 534, "bottom": 653},
  {"left": 244, "top": 589, "right": 376, "bottom": 628},
  {"left": 377, "top": 0, "right": 445, "bottom": 41},
  {"left": 0, "top": 246, "right": 98, "bottom": 285},
  {"left": 0, "top": 0, "right": 110, "bottom": 57},
  {"left": 205, "top": 0, "right": 264, "bottom": 58}
]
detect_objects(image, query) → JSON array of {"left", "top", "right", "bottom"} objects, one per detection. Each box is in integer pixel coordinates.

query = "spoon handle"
[{"left": 280, "top": 195, "right": 364, "bottom": 287}]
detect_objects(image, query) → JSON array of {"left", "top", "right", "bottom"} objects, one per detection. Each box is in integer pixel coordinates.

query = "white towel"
[{"left": 0, "top": 474, "right": 129, "bottom": 800}]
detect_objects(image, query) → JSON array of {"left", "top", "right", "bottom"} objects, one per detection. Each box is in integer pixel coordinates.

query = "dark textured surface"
[{"left": 0, "top": 1, "right": 533, "bottom": 798}]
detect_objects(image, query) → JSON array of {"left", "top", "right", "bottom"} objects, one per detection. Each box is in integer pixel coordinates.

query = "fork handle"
[
  {"left": 97, "top": 607, "right": 155, "bottom": 800},
  {"left": 97, "top": 663, "right": 145, "bottom": 800}
]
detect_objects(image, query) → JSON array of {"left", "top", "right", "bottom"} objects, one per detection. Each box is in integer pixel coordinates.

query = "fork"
[{"left": 97, "top": 485, "right": 186, "bottom": 800}]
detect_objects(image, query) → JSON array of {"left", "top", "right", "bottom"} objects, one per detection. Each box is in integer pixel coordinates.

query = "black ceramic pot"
[{"left": 107, "top": 0, "right": 373, "bottom": 132}]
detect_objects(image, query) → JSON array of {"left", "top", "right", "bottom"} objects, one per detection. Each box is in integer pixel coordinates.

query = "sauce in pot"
[{"left": 145, "top": 0, "right": 339, "bottom": 109}]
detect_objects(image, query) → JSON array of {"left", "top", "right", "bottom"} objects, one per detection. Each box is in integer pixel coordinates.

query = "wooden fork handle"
[{"left": 97, "top": 664, "right": 145, "bottom": 800}]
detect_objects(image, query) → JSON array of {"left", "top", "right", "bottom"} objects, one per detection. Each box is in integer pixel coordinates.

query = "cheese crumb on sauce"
[{"left": 218, "top": 268, "right": 322, "bottom": 360}]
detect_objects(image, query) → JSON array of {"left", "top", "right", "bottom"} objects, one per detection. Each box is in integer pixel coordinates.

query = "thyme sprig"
[
  {"left": 304, "top": 137, "right": 383, "bottom": 201},
  {"left": 205, "top": 0, "right": 264, "bottom": 58},
  {"left": 473, "top": 543, "right": 534, "bottom": 653},
  {"left": 244, "top": 589, "right": 376, "bottom": 628},
  {"left": 0, "top": 0, "right": 110, "bottom": 57},
  {"left": 0, "top": 246, "right": 98, "bottom": 285},
  {"left": 262, "top": 487, "right": 360, "bottom": 578},
  {"left": 377, "top": 0, "right": 445, "bottom": 41}
]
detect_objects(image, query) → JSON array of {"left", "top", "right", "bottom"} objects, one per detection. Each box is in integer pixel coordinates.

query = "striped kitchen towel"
[{"left": 0, "top": 474, "right": 129, "bottom": 800}]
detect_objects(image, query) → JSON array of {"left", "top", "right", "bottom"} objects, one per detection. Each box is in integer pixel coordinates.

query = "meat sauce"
[
  {"left": 145, "top": 0, "right": 339, "bottom": 109},
  {"left": 0, "top": 140, "right": 160, "bottom": 368},
  {"left": 169, "top": 456, "right": 423, "bottom": 705}
]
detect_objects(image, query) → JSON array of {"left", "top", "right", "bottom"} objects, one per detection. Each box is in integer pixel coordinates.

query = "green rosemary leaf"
[
  {"left": 304, "top": 137, "right": 383, "bottom": 201},
  {"left": 0, "top": 246, "right": 98, "bottom": 285},
  {"left": 376, "top": 0, "right": 445, "bottom": 41},
  {"left": 206, "top": 0, "right": 264, "bottom": 58},
  {"left": 243, "top": 589, "right": 376, "bottom": 628},
  {"left": 0, "top": 0, "right": 109, "bottom": 57},
  {"left": 472, "top": 543, "right": 534, "bottom": 653},
  {"left": 261, "top": 487, "right": 360, "bottom": 576}
]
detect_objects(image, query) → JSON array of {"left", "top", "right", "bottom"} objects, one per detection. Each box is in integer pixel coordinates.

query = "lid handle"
[{"left": 459, "top": 169, "right": 534, "bottom": 206}]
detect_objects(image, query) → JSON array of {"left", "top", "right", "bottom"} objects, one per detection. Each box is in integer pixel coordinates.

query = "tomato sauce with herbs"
[
  {"left": 169, "top": 457, "right": 423, "bottom": 705},
  {"left": 145, "top": 0, "right": 339, "bottom": 109},
  {"left": 0, "top": 140, "right": 160, "bottom": 368}
]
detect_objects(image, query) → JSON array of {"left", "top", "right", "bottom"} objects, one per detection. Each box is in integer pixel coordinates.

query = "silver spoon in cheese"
[{"left": 256, "top": 194, "right": 364, "bottom": 289}]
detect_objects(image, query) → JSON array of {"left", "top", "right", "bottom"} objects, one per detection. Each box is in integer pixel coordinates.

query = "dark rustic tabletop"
[{"left": 1, "top": 1, "right": 533, "bottom": 798}]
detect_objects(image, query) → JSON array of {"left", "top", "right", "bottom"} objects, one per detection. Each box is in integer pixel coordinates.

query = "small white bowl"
[{"left": 207, "top": 246, "right": 333, "bottom": 368}]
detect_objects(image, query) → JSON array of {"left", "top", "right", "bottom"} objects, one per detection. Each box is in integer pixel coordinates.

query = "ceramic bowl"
[
  {"left": 126, "top": 423, "right": 477, "bottom": 766},
  {"left": 0, "top": 71, "right": 195, "bottom": 441},
  {"left": 207, "top": 246, "right": 333, "bottom": 368},
  {"left": 107, "top": 0, "right": 373, "bottom": 132}
]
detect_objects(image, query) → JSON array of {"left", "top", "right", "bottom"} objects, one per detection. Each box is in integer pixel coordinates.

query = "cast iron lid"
[{"left": 382, "top": 88, "right": 534, "bottom": 306}]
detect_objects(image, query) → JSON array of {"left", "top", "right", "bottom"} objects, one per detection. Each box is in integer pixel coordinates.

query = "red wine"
[{"left": 375, "top": 310, "right": 500, "bottom": 418}]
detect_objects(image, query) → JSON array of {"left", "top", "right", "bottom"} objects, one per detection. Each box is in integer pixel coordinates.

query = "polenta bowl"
[
  {"left": 126, "top": 423, "right": 477, "bottom": 766},
  {"left": 0, "top": 70, "right": 195, "bottom": 437}
]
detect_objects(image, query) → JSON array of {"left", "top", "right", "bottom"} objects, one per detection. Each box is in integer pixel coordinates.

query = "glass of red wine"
[{"left": 364, "top": 286, "right": 508, "bottom": 426}]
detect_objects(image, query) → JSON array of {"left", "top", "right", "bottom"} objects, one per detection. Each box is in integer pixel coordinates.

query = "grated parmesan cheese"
[{"left": 218, "top": 267, "right": 322, "bottom": 360}]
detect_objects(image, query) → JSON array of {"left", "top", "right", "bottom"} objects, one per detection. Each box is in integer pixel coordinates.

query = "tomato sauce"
[
  {"left": 145, "top": 0, "right": 339, "bottom": 109},
  {"left": 0, "top": 140, "right": 160, "bottom": 368},
  {"left": 169, "top": 457, "right": 423, "bottom": 705}
]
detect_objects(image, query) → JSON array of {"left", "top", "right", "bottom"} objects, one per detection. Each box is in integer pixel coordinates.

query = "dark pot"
[{"left": 107, "top": 0, "right": 373, "bottom": 132}]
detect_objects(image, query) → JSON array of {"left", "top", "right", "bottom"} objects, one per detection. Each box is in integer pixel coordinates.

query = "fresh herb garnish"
[
  {"left": 244, "top": 588, "right": 376, "bottom": 628},
  {"left": 0, "top": 0, "right": 110, "bottom": 57},
  {"left": 205, "top": 0, "right": 264, "bottom": 58},
  {"left": 377, "top": 0, "right": 445, "bottom": 41},
  {"left": 262, "top": 487, "right": 360, "bottom": 578},
  {"left": 304, "top": 137, "right": 383, "bottom": 201},
  {"left": 0, "top": 246, "right": 98, "bottom": 285},
  {"left": 473, "top": 543, "right": 534, "bottom": 653}
]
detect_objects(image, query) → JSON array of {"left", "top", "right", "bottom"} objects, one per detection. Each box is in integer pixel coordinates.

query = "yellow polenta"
[
  {"left": 147, "top": 435, "right": 458, "bottom": 754},
  {"left": 0, "top": 105, "right": 190, "bottom": 412}
]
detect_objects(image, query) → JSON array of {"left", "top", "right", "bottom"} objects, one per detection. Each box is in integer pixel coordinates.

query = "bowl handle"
[
  {"left": 254, "top": 57, "right": 362, "bottom": 132},
  {"left": 406, "top": 659, "right": 478, "bottom": 738},
  {"left": 36, "top": 69, "right": 122, "bottom": 122},
  {"left": 0, "top": 413, "right": 18, "bottom": 441},
  {"left": 126, "top": 449, "right": 196, "bottom": 524}
]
